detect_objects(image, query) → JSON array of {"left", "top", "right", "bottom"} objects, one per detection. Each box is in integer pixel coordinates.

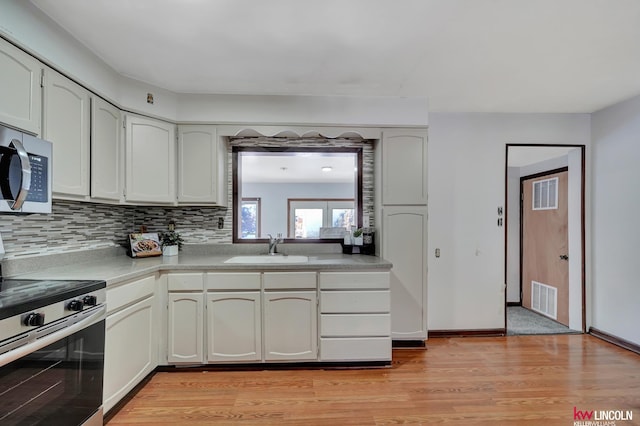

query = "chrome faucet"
[{"left": 267, "top": 233, "right": 283, "bottom": 255}]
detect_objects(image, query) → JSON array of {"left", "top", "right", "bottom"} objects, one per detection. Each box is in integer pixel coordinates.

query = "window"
[
  {"left": 232, "top": 146, "right": 362, "bottom": 242},
  {"left": 288, "top": 199, "right": 355, "bottom": 238},
  {"left": 240, "top": 198, "right": 261, "bottom": 239},
  {"left": 533, "top": 177, "right": 558, "bottom": 210}
]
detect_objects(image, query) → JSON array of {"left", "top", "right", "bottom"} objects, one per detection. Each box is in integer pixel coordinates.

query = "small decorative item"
[
  {"left": 129, "top": 233, "right": 162, "bottom": 258},
  {"left": 353, "top": 228, "right": 364, "bottom": 246},
  {"left": 159, "top": 221, "right": 183, "bottom": 257},
  {"left": 343, "top": 230, "right": 353, "bottom": 245}
]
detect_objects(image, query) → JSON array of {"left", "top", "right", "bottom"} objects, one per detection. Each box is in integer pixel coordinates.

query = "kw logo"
[{"left": 574, "top": 407, "right": 594, "bottom": 420}]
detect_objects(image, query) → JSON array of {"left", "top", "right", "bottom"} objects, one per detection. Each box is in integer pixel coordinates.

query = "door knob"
[{"left": 559, "top": 254, "right": 569, "bottom": 261}]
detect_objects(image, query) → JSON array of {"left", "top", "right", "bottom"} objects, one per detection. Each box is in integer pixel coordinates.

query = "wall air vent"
[
  {"left": 531, "top": 281, "right": 557, "bottom": 319},
  {"left": 532, "top": 177, "right": 558, "bottom": 210}
]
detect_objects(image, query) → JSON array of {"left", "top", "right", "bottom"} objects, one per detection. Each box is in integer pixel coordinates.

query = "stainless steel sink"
[{"left": 224, "top": 255, "right": 309, "bottom": 264}]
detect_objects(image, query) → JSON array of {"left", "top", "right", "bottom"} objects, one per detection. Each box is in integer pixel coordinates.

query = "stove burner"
[{"left": 0, "top": 279, "right": 106, "bottom": 320}]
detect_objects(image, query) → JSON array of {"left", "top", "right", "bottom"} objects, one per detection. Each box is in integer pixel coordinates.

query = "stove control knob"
[
  {"left": 24, "top": 312, "right": 45, "bottom": 327},
  {"left": 67, "top": 299, "right": 85, "bottom": 311},
  {"left": 83, "top": 295, "right": 98, "bottom": 306}
]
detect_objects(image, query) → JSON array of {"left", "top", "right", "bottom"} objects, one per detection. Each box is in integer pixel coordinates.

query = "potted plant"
[
  {"left": 353, "top": 228, "right": 364, "bottom": 246},
  {"left": 160, "top": 229, "right": 183, "bottom": 256}
]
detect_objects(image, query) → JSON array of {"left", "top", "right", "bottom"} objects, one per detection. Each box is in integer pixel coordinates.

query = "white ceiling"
[{"left": 31, "top": 0, "right": 640, "bottom": 113}]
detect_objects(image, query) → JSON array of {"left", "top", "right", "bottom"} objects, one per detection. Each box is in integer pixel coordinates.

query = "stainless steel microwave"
[{"left": 0, "top": 123, "right": 52, "bottom": 214}]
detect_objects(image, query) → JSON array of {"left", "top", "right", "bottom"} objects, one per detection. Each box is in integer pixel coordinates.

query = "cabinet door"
[
  {"left": 207, "top": 292, "right": 261, "bottom": 362},
  {"left": 382, "top": 207, "right": 428, "bottom": 340},
  {"left": 381, "top": 129, "right": 428, "bottom": 205},
  {"left": 178, "top": 125, "right": 226, "bottom": 205},
  {"left": 0, "top": 39, "right": 41, "bottom": 134},
  {"left": 263, "top": 291, "right": 317, "bottom": 361},
  {"left": 104, "top": 295, "right": 156, "bottom": 413},
  {"left": 125, "top": 114, "right": 176, "bottom": 203},
  {"left": 43, "top": 67, "right": 90, "bottom": 197},
  {"left": 91, "top": 97, "right": 122, "bottom": 201},
  {"left": 167, "top": 293, "right": 204, "bottom": 364}
]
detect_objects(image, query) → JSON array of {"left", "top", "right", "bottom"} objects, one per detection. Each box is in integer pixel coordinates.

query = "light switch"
[{"left": 435, "top": 248, "right": 440, "bottom": 258}]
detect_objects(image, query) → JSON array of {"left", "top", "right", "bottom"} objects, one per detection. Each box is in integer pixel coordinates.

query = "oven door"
[{"left": 0, "top": 314, "right": 105, "bottom": 426}]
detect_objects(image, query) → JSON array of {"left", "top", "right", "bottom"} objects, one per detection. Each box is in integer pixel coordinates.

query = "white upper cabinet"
[
  {"left": 91, "top": 97, "right": 122, "bottom": 201},
  {"left": 125, "top": 114, "right": 176, "bottom": 203},
  {"left": 0, "top": 39, "right": 42, "bottom": 134},
  {"left": 380, "top": 129, "right": 428, "bottom": 205},
  {"left": 43, "top": 67, "right": 91, "bottom": 198},
  {"left": 177, "top": 125, "right": 227, "bottom": 206}
]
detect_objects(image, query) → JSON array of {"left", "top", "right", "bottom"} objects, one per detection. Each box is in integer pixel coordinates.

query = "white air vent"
[
  {"left": 531, "top": 281, "right": 557, "bottom": 319},
  {"left": 533, "top": 177, "right": 558, "bottom": 210}
]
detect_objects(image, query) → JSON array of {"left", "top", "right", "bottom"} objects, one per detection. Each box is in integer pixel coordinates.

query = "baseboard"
[
  {"left": 392, "top": 340, "right": 426, "bottom": 348},
  {"left": 589, "top": 327, "right": 640, "bottom": 355},
  {"left": 429, "top": 328, "right": 506, "bottom": 338},
  {"left": 506, "top": 302, "right": 522, "bottom": 307}
]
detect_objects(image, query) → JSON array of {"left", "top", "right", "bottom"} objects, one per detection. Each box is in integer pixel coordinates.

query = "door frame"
[{"left": 504, "top": 144, "right": 586, "bottom": 332}]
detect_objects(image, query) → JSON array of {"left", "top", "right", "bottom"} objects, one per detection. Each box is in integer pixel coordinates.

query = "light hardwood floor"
[{"left": 107, "top": 335, "right": 640, "bottom": 425}]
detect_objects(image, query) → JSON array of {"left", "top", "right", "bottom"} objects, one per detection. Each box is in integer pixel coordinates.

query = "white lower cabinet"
[
  {"left": 381, "top": 207, "right": 428, "bottom": 340},
  {"left": 167, "top": 293, "right": 204, "bottom": 364},
  {"left": 207, "top": 292, "right": 262, "bottom": 362},
  {"left": 104, "top": 275, "right": 157, "bottom": 413},
  {"left": 263, "top": 291, "right": 317, "bottom": 361},
  {"left": 319, "top": 271, "right": 391, "bottom": 362},
  {"left": 165, "top": 269, "right": 390, "bottom": 366}
]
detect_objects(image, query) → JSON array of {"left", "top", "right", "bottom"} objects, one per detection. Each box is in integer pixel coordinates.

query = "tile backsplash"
[
  {"left": 0, "top": 200, "right": 229, "bottom": 259},
  {"left": 1, "top": 137, "right": 374, "bottom": 260}
]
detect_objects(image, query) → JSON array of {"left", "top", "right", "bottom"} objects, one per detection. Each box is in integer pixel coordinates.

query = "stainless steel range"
[{"left": 0, "top": 275, "right": 106, "bottom": 426}]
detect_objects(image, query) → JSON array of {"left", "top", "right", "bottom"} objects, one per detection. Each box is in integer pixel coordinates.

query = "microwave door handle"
[{"left": 8, "top": 139, "right": 31, "bottom": 210}]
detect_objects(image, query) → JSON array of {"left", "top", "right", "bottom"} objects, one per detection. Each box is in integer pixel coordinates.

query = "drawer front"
[
  {"left": 321, "top": 314, "right": 390, "bottom": 337},
  {"left": 320, "top": 271, "right": 390, "bottom": 290},
  {"left": 107, "top": 275, "right": 155, "bottom": 314},
  {"left": 263, "top": 272, "right": 316, "bottom": 290},
  {"left": 206, "top": 272, "right": 261, "bottom": 290},
  {"left": 321, "top": 290, "right": 390, "bottom": 313},
  {"left": 320, "top": 337, "right": 391, "bottom": 362},
  {"left": 168, "top": 273, "right": 204, "bottom": 291}
]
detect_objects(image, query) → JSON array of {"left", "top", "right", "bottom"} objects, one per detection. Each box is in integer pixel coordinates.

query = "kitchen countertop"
[{"left": 12, "top": 251, "right": 392, "bottom": 287}]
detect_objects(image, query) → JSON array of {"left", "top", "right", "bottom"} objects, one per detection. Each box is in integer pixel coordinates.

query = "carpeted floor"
[{"left": 507, "top": 306, "right": 581, "bottom": 336}]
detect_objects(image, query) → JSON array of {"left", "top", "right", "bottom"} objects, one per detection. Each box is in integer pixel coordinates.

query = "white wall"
[
  {"left": 427, "top": 113, "right": 590, "bottom": 330},
  {"left": 591, "top": 94, "right": 640, "bottom": 345}
]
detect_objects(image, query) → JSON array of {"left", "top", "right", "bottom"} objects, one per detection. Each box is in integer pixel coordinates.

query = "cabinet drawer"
[
  {"left": 263, "top": 272, "right": 316, "bottom": 290},
  {"left": 321, "top": 290, "right": 390, "bottom": 313},
  {"left": 319, "top": 272, "right": 390, "bottom": 290},
  {"left": 107, "top": 275, "right": 155, "bottom": 314},
  {"left": 320, "top": 337, "right": 391, "bottom": 362},
  {"left": 168, "top": 273, "right": 203, "bottom": 291},
  {"left": 321, "top": 314, "right": 390, "bottom": 337},
  {"left": 206, "top": 272, "right": 261, "bottom": 290}
]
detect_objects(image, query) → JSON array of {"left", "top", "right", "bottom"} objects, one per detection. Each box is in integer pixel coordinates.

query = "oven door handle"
[
  {"left": 0, "top": 305, "right": 106, "bottom": 368},
  {"left": 8, "top": 138, "right": 32, "bottom": 211}
]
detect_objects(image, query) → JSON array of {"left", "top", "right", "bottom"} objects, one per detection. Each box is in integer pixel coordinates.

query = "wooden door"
[{"left": 522, "top": 170, "right": 569, "bottom": 325}]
